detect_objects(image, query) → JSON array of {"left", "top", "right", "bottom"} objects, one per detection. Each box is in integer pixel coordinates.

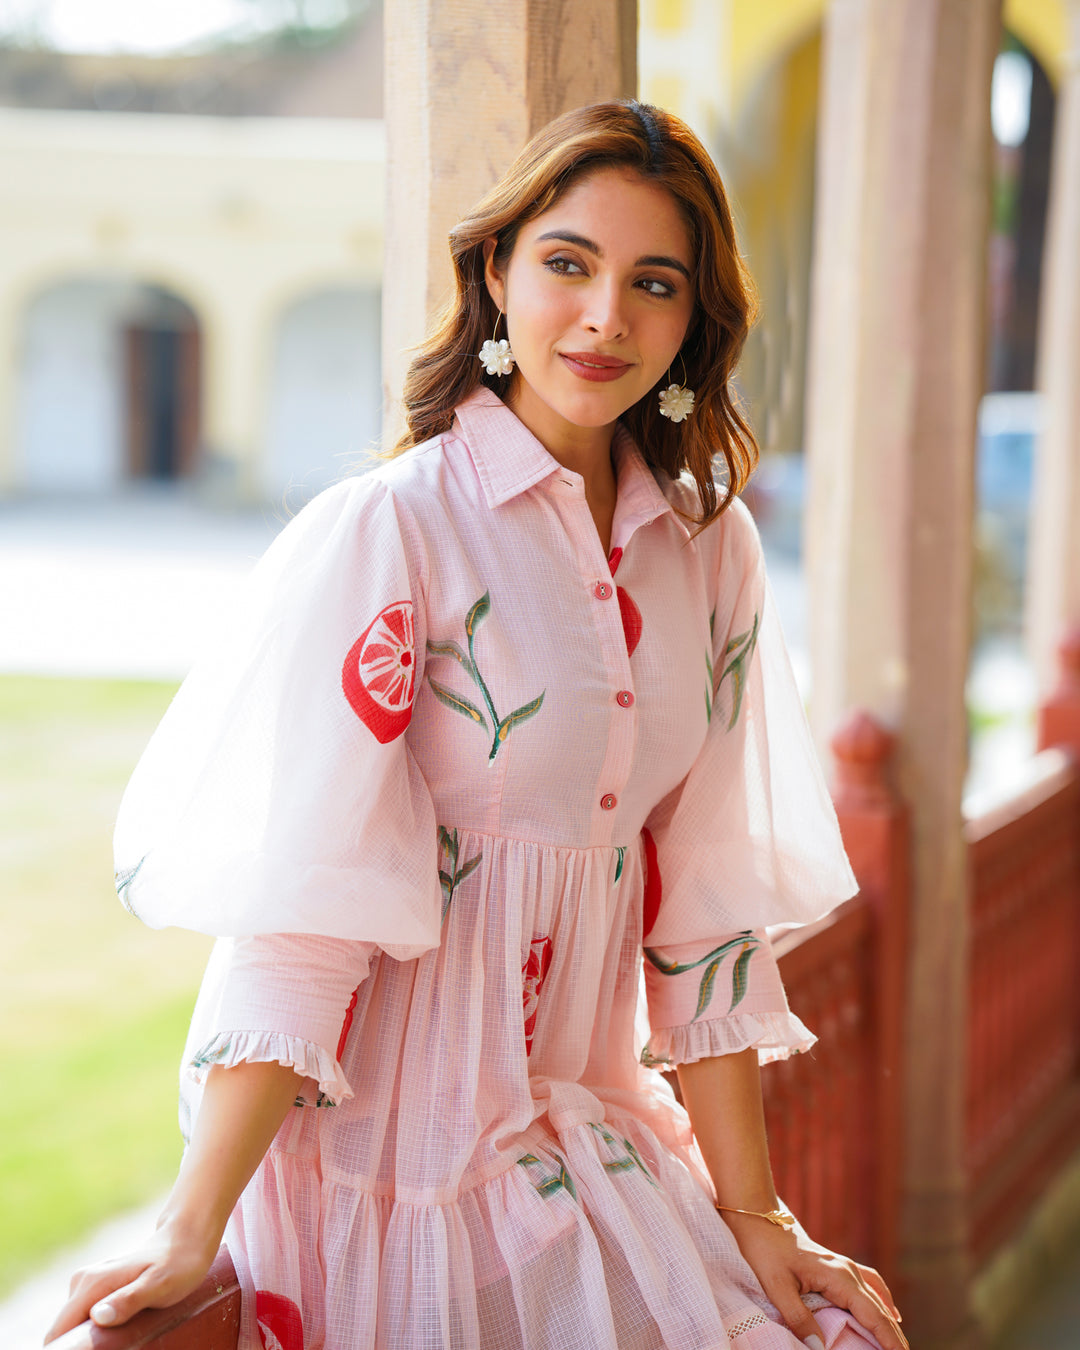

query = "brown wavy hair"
[{"left": 392, "top": 99, "right": 758, "bottom": 526}]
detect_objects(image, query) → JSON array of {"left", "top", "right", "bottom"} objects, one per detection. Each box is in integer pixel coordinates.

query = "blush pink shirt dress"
[{"left": 114, "top": 387, "right": 881, "bottom": 1350}]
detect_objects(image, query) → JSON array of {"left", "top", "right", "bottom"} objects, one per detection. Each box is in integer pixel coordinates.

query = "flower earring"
[
  {"left": 658, "top": 352, "right": 695, "bottom": 423},
  {"left": 479, "top": 312, "right": 515, "bottom": 377}
]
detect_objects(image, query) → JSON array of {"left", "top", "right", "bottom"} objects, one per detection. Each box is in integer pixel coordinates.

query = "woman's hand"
[
  {"left": 722, "top": 1210, "right": 907, "bottom": 1350},
  {"left": 43, "top": 1218, "right": 218, "bottom": 1343},
  {"left": 44, "top": 1059, "right": 302, "bottom": 1344}
]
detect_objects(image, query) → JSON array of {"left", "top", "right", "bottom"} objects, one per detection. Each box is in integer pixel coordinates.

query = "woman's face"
[{"left": 483, "top": 167, "right": 696, "bottom": 450}]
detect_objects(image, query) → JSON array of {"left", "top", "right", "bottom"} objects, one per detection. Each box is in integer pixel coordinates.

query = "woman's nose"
[{"left": 583, "top": 281, "right": 628, "bottom": 340}]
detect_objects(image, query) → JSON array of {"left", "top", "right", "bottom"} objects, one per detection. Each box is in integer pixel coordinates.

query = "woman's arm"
[
  {"left": 45, "top": 1060, "right": 302, "bottom": 1344},
  {"left": 677, "top": 1050, "right": 908, "bottom": 1350}
]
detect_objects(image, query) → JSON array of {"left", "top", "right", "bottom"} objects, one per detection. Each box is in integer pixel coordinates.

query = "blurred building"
[{"left": 0, "top": 9, "right": 385, "bottom": 504}]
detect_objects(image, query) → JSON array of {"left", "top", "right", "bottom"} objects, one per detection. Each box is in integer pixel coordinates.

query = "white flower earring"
[
  {"left": 658, "top": 352, "right": 695, "bottom": 423},
  {"left": 479, "top": 312, "right": 515, "bottom": 377}
]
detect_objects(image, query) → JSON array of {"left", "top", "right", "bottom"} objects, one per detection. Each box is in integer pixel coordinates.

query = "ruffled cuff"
[
  {"left": 187, "top": 1030, "right": 353, "bottom": 1105},
  {"left": 640, "top": 1009, "right": 816, "bottom": 1069}
]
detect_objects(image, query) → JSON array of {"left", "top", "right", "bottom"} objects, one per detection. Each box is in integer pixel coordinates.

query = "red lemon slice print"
[
  {"left": 342, "top": 600, "right": 416, "bottom": 743},
  {"left": 256, "top": 1290, "right": 304, "bottom": 1350}
]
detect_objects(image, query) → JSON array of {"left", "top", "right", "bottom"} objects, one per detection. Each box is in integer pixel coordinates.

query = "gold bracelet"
[{"left": 715, "top": 1204, "right": 796, "bottom": 1229}]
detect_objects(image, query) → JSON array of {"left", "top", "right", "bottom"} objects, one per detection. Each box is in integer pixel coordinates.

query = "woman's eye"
[
  {"left": 639, "top": 277, "right": 676, "bottom": 299},
  {"left": 544, "top": 256, "right": 583, "bottom": 276}
]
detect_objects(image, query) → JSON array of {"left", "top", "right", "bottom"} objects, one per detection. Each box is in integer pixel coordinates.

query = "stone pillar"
[
  {"left": 0, "top": 292, "right": 20, "bottom": 493},
  {"left": 381, "top": 0, "right": 638, "bottom": 439},
  {"left": 200, "top": 301, "right": 268, "bottom": 502},
  {"left": 803, "top": 1, "right": 1001, "bottom": 1344},
  {"left": 1027, "top": 2, "right": 1080, "bottom": 692}
]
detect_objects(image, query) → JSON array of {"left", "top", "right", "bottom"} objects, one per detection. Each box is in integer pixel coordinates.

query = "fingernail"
[
  {"left": 92, "top": 1303, "right": 117, "bottom": 1325},
  {"left": 803, "top": 1337, "right": 824, "bottom": 1350}
]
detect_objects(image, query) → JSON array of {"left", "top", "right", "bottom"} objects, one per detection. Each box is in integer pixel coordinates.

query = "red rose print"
[
  {"left": 522, "top": 935, "right": 553, "bottom": 1056},
  {"left": 342, "top": 600, "right": 416, "bottom": 743},
  {"left": 607, "top": 549, "right": 642, "bottom": 657},
  {"left": 336, "top": 984, "right": 360, "bottom": 1062},
  {"left": 617, "top": 587, "right": 642, "bottom": 657},
  {"left": 641, "top": 827, "right": 662, "bottom": 938},
  {"left": 256, "top": 1290, "right": 304, "bottom": 1350}
]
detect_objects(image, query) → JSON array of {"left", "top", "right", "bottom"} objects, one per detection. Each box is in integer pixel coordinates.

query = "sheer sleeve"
[
  {"left": 113, "top": 475, "right": 444, "bottom": 962},
  {"left": 640, "top": 499, "right": 856, "bottom": 1064}
]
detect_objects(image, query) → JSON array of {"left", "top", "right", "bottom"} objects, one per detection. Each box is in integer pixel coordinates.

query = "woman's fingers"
[
  {"left": 803, "top": 1257, "right": 908, "bottom": 1350},
  {"left": 761, "top": 1273, "right": 825, "bottom": 1349},
  {"left": 44, "top": 1257, "right": 152, "bottom": 1343},
  {"left": 44, "top": 1245, "right": 211, "bottom": 1344},
  {"left": 856, "top": 1261, "right": 902, "bottom": 1321}
]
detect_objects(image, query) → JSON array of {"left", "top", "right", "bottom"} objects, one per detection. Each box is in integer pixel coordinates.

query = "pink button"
[
  {"left": 593, "top": 581, "right": 613, "bottom": 600},
  {"left": 600, "top": 793, "right": 617, "bottom": 811},
  {"left": 616, "top": 690, "right": 634, "bottom": 708}
]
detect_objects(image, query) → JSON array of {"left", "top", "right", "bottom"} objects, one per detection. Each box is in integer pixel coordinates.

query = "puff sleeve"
[
  {"left": 640, "top": 499, "right": 856, "bottom": 1067},
  {"left": 113, "top": 475, "right": 443, "bottom": 961}
]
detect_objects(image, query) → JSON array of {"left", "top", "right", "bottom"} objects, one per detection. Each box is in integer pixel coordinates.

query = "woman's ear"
[{"left": 482, "top": 237, "right": 506, "bottom": 312}]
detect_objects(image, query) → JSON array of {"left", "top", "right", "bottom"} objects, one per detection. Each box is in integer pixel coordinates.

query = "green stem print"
[
  {"left": 517, "top": 1152, "right": 578, "bottom": 1201},
  {"left": 644, "top": 931, "right": 760, "bottom": 1020},
  {"left": 115, "top": 854, "right": 147, "bottom": 915},
  {"left": 589, "top": 1123, "right": 658, "bottom": 1186},
  {"left": 704, "top": 609, "right": 716, "bottom": 723},
  {"left": 426, "top": 591, "right": 545, "bottom": 762},
  {"left": 437, "top": 826, "right": 482, "bottom": 922},
  {"left": 716, "top": 612, "right": 760, "bottom": 730}
]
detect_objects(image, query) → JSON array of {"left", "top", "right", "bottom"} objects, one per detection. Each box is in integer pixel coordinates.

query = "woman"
[{"left": 48, "top": 101, "right": 905, "bottom": 1350}]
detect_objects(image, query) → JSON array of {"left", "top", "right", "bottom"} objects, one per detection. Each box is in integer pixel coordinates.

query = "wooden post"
[
  {"left": 382, "top": 0, "right": 638, "bottom": 440},
  {"left": 830, "top": 711, "right": 910, "bottom": 1291},
  {"left": 1027, "top": 1, "right": 1080, "bottom": 692},
  {"left": 1037, "top": 627, "right": 1080, "bottom": 754},
  {"left": 803, "top": 1, "right": 1001, "bottom": 1343}
]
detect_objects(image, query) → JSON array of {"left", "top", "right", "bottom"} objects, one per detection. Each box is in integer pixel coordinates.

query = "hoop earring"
[
  {"left": 658, "top": 352, "right": 695, "bottom": 423},
  {"left": 479, "top": 312, "right": 515, "bottom": 377}
]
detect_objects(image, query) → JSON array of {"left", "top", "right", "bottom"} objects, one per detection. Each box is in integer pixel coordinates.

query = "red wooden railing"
[
  {"left": 964, "top": 749, "right": 1080, "bottom": 1262},
  {"left": 766, "top": 898, "right": 876, "bottom": 1264},
  {"left": 765, "top": 711, "right": 908, "bottom": 1285}
]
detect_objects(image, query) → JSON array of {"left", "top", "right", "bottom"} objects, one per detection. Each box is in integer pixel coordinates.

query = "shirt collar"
[{"left": 453, "top": 386, "right": 691, "bottom": 541}]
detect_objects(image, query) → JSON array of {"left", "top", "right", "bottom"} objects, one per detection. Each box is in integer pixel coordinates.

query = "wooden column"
[
  {"left": 1028, "top": 2, "right": 1080, "bottom": 692},
  {"left": 803, "top": 1, "right": 1001, "bottom": 1344},
  {"left": 382, "top": 0, "right": 638, "bottom": 438}
]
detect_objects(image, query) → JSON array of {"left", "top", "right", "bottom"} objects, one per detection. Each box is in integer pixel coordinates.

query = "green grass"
[{"left": 0, "top": 676, "right": 213, "bottom": 1295}]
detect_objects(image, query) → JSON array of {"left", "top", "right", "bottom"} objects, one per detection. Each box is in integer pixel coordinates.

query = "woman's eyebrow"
[{"left": 535, "top": 230, "right": 692, "bottom": 282}]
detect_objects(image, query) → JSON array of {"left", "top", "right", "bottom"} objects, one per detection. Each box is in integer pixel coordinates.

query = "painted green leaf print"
[
  {"left": 644, "top": 932, "right": 761, "bottom": 1019},
  {"left": 517, "top": 1152, "right": 578, "bottom": 1201},
  {"left": 717, "top": 612, "right": 760, "bottom": 730},
  {"left": 614, "top": 846, "right": 626, "bottom": 884},
  {"left": 589, "top": 1123, "right": 658, "bottom": 1186},
  {"left": 115, "top": 854, "right": 147, "bottom": 914},
  {"left": 705, "top": 608, "right": 716, "bottom": 724},
  {"left": 437, "top": 826, "right": 482, "bottom": 922},
  {"left": 426, "top": 590, "right": 545, "bottom": 761}
]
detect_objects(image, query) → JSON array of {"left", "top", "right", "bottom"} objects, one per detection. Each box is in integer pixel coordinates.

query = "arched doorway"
[
  {"left": 17, "top": 276, "right": 201, "bottom": 492},
  {"left": 122, "top": 286, "right": 201, "bottom": 482}
]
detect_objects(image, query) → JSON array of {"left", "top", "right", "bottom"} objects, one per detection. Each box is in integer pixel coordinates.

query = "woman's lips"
[{"left": 559, "top": 352, "right": 631, "bottom": 382}]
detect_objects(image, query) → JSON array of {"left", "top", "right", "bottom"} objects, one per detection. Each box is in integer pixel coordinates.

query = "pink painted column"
[
  {"left": 803, "top": 0, "right": 1002, "bottom": 1343},
  {"left": 1028, "top": 2, "right": 1080, "bottom": 692},
  {"left": 381, "top": 0, "right": 637, "bottom": 437}
]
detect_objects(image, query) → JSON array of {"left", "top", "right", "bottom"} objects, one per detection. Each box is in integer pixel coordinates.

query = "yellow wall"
[
  {"left": 727, "top": 0, "right": 826, "bottom": 114},
  {"left": 1005, "top": 0, "right": 1069, "bottom": 84}
]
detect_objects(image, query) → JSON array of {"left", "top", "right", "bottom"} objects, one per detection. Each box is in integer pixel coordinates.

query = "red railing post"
[
  {"left": 829, "top": 711, "right": 910, "bottom": 1290},
  {"left": 1037, "top": 627, "right": 1080, "bottom": 755}
]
